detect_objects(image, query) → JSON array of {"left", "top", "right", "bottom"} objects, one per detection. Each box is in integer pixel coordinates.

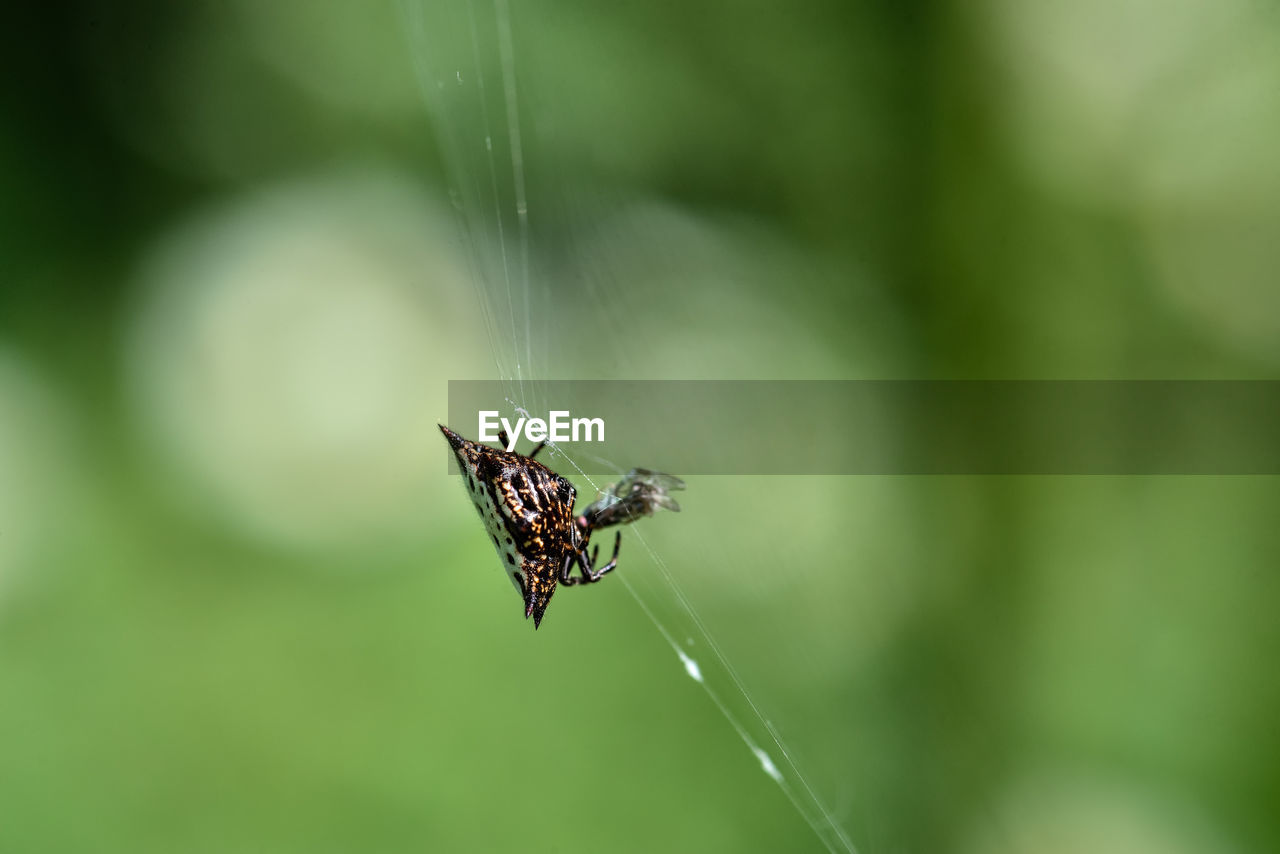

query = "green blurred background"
[{"left": 3, "top": 1, "right": 1280, "bottom": 852}]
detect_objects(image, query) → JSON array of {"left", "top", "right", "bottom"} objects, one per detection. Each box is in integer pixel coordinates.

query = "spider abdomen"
[{"left": 442, "top": 424, "right": 577, "bottom": 627}]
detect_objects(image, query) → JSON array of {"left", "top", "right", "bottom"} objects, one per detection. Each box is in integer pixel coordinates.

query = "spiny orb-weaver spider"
[{"left": 440, "top": 424, "right": 683, "bottom": 628}]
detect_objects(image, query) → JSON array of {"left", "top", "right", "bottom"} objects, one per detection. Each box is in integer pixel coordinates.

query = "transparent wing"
[{"left": 581, "top": 468, "right": 685, "bottom": 530}]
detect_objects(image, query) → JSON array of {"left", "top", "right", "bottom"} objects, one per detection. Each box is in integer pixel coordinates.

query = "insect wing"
[
  {"left": 583, "top": 467, "right": 685, "bottom": 529},
  {"left": 627, "top": 469, "right": 687, "bottom": 493}
]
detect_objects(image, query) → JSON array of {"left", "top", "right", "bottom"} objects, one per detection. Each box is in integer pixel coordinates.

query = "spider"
[{"left": 440, "top": 424, "right": 682, "bottom": 628}]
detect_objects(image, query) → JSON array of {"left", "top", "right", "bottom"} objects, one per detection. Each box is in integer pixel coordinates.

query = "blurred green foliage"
[{"left": 2, "top": 2, "right": 1280, "bottom": 853}]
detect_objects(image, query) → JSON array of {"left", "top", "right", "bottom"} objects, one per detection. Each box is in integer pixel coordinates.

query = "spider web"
[{"left": 400, "top": 4, "right": 881, "bottom": 851}]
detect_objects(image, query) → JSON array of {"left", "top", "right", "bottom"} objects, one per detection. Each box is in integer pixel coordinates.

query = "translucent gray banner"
[{"left": 445, "top": 381, "right": 1280, "bottom": 474}]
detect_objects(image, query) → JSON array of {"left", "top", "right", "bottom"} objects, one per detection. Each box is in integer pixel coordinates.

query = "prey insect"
[
  {"left": 440, "top": 424, "right": 683, "bottom": 628},
  {"left": 580, "top": 468, "right": 686, "bottom": 529}
]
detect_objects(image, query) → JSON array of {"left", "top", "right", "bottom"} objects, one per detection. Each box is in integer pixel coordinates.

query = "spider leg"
[
  {"left": 595, "top": 531, "right": 622, "bottom": 579},
  {"left": 497, "top": 430, "right": 511, "bottom": 451},
  {"left": 527, "top": 440, "right": 547, "bottom": 460},
  {"left": 559, "top": 551, "right": 579, "bottom": 586},
  {"left": 576, "top": 532, "right": 621, "bottom": 583}
]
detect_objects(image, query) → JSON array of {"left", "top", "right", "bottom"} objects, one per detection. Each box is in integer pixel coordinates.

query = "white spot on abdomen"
[{"left": 460, "top": 472, "right": 525, "bottom": 596}]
